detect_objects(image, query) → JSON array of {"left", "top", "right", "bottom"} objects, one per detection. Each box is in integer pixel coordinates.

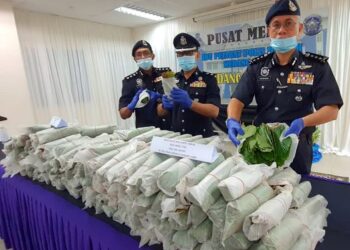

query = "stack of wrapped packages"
[{"left": 1, "top": 123, "right": 329, "bottom": 250}]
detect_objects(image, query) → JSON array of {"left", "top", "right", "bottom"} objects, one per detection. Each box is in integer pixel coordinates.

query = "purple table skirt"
[{"left": 0, "top": 167, "right": 159, "bottom": 250}]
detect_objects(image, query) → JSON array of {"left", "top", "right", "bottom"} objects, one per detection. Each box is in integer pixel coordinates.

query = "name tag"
[
  {"left": 190, "top": 81, "right": 207, "bottom": 88},
  {"left": 287, "top": 72, "right": 314, "bottom": 85},
  {"left": 150, "top": 136, "right": 218, "bottom": 163}
]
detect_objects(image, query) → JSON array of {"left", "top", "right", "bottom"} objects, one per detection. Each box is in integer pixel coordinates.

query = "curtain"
[
  {"left": 320, "top": 0, "right": 350, "bottom": 155},
  {"left": 14, "top": 9, "right": 136, "bottom": 129}
]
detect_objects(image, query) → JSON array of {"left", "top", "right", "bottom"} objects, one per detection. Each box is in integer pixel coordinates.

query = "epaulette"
[
  {"left": 124, "top": 72, "right": 138, "bottom": 80},
  {"left": 204, "top": 71, "right": 214, "bottom": 76},
  {"left": 303, "top": 52, "right": 328, "bottom": 63},
  {"left": 249, "top": 53, "right": 271, "bottom": 65},
  {"left": 156, "top": 67, "right": 171, "bottom": 72}
]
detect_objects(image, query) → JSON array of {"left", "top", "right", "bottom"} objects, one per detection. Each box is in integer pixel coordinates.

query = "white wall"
[{"left": 0, "top": 0, "right": 35, "bottom": 136}]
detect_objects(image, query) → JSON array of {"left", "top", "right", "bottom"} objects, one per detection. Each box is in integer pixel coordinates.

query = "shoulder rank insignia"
[
  {"left": 303, "top": 52, "right": 328, "bottom": 63},
  {"left": 249, "top": 52, "right": 271, "bottom": 65}
]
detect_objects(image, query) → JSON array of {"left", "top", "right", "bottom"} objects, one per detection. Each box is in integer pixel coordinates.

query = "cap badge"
[
  {"left": 142, "top": 40, "right": 148, "bottom": 46},
  {"left": 289, "top": 0, "right": 297, "bottom": 12},
  {"left": 180, "top": 36, "right": 187, "bottom": 45}
]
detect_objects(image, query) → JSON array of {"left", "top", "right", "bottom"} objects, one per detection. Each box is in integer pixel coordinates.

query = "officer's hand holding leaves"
[
  {"left": 226, "top": 118, "right": 244, "bottom": 146},
  {"left": 127, "top": 88, "right": 143, "bottom": 111},
  {"left": 162, "top": 95, "right": 174, "bottom": 110},
  {"left": 147, "top": 90, "right": 162, "bottom": 102},
  {"left": 284, "top": 118, "right": 304, "bottom": 137},
  {"left": 170, "top": 88, "right": 192, "bottom": 109}
]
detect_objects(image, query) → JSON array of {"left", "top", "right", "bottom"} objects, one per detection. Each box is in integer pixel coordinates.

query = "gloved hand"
[
  {"left": 170, "top": 88, "right": 192, "bottom": 109},
  {"left": 127, "top": 89, "right": 143, "bottom": 111},
  {"left": 162, "top": 95, "right": 174, "bottom": 110},
  {"left": 284, "top": 118, "right": 305, "bottom": 137},
  {"left": 147, "top": 90, "right": 162, "bottom": 102},
  {"left": 226, "top": 118, "right": 244, "bottom": 146}
]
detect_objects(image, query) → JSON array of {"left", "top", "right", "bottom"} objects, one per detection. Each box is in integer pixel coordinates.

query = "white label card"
[{"left": 150, "top": 136, "right": 219, "bottom": 163}]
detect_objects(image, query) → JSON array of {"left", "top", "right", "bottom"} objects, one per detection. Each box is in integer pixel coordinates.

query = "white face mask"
[{"left": 136, "top": 58, "right": 153, "bottom": 70}]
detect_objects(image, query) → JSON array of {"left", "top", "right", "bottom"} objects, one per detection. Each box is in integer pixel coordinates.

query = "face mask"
[
  {"left": 178, "top": 55, "right": 197, "bottom": 72},
  {"left": 270, "top": 36, "right": 298, "bottom": 53},
  {"left": 136, "top": 58, "right": 153, "bottom": 70}
]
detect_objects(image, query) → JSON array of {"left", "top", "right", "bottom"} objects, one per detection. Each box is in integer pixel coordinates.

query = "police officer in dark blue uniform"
[
  {"left": 157, "top": 33, "right": 221, "bottom": 137},
  {"left": 119, "top": 40, "right": 171, "bottom": 129},
  {"left": 227, "top": 0, "right": 343, "bottom": 174}
]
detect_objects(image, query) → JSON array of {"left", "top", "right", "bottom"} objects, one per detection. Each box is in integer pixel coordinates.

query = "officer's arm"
[
  {"left": 191, "top": 102, "right": 219, "bottom": 118},
  {"left": 119, "top": 107, "right": 133, "bottom": 119},
  {"left": 302, "top": 105, "right": 339, "bottom": 127},
  {"left": 157, "top": 103, "right": 168, "bottom": 117},
  {"left": 227, "top": 98, "right": 245, "bottom": 121},
  {"left": 118, "top": 78, "right": 134, "bottom": 119}
]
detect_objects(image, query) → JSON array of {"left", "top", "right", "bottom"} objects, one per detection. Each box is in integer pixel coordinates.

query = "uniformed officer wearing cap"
[
  {"left": 157, "top": 33, "right": 221, "bottom": 138},
  {"left": 119, "top": 40, "right": 171, "bottom": 129},
  {"left": 227, "top": 0, "right": 343, "bottom": 174}
]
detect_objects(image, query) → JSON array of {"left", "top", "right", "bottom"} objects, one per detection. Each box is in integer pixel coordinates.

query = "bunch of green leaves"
[
  {"left": 312, "top": 127, "right": 321, "bottom": 144},
  {"left": 238, "top": 124, "right": 292, "bottom": 167}
]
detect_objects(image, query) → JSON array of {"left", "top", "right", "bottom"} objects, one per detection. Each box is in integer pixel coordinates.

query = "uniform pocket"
[
  {"left": 287, "top": 85, "right": 312, "bottom": 104},
  {"left": 188, "top": 87, "right": 206, "bottom": 102},
  {"left": 255, "top": 82, "right": 274, "bottom": 106}
]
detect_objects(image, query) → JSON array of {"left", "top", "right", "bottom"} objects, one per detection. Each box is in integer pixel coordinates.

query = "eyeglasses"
[
  {"left": 269, "top": 20, "right": 298, "bottom": 32},
  {"left": 176, "top": 51, "right": 196, "bottom": 57}
]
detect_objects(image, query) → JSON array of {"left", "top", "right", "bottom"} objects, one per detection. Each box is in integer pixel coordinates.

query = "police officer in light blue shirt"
[
  {"left": 226, "top": 0, "right": 343, "bottom": 174},
  {"left": 158, "top": 33, "right": 221, "bottom": 137}
]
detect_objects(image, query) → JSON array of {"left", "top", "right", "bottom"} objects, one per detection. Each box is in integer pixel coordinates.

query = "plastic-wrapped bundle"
[
  {"left": 218, "top": 166, "right": 265, "bottom": 202},
  {"left": 132, "top": 193, "right": 158, "bottom": 215},
  {"left": 190, "top": 219, "right": 213, "bottom": 243},
  {"left": 176, "top": 154, "right": 225, "bottom": 205},
  {"left": 140, "top": 157, "right": 179, "bottom": 197},
  {"left": 30, "top": 126, "right": 81, "bottom": 147},
  {"left": 243, "top": 191, "right": 293, "bottom": 241},
  {"left": 290, "top": 208, "right": 329, "bottom": 250},
  {"left": 25, "top": 124, "right": 50, "bottom": 134},
  {"left": 95, "top": 141, "right": 147, "bottom": 177},
  {"left": 131, "top": 128, "right": 173, "bottom": 143},
  {"left": 52, "top": 136, "right": 94, "bottom": 158},
  {"left": 158, "top": 158, "right": 200, "bottom": 196},
  {"left": 80, "top": 125, "right": 116, "bottom": 137},
  {"left": 223, "top": 231, "right": 252, "bottom": 250},
  {"left": 172, "top": 230, "right": 198, "bottom": 250},
  {"left": 222, "top": 182, "right": 275, "bottom": 242},
  {"left": 207, "top": 197, "right": 226, "bottom": 228},
  {"left": 106, "top": 148, "right": 152, "bottom": 184},
  {"left": 188, "top": 205, "right": 207, "bottom": 228},
  {"left": 113, "top": 126, "right": 155, "bottom": 141},
  {"left": 268, "top": 167, "right": 301, "bottom": 187},
  {"left": 35, "top": 134, "right": 83, "bottom": 160},
  {"left": 126, "top": 153, "right": 169, "bottom": 190},
  {"left": 186, "top": 157, "right": 241, "bottom": 212},
  {"left": 291, "top": 181, "right": 312, "bottom": 208}
]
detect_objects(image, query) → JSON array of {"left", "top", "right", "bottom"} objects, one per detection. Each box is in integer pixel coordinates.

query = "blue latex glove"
[
  {"left": 162, "top": 95, "right": 174, "bottom": 110},
  {"left": 284, "top": 118, "right": 305, "bottom": 137},
  {"left": 147, "top": 90, "right": 162, "bottom": 102},
  {"left": 226, "top": 118, "right": 244, "bottom": 146},
  {"left": 127, "top": 89, "right": 143, "bottom": 111},
  {"left": 170, "top": 88, "right": 193, "bottom": 109}
]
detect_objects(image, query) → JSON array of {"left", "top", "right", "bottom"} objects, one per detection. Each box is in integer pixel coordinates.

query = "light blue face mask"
[
  {"left": 136, "top": 58, "right": 153, "bottom": 70},
  {"left": 270, "top": 36, "right": 298, "bottom": 53},
  {"left": 178, "top": 55, "right": 197, "bottom": 72}
]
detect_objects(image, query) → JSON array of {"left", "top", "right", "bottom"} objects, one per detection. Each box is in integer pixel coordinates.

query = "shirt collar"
[{"left": 270, "top": 49, "right": 299, "bottom": 68}]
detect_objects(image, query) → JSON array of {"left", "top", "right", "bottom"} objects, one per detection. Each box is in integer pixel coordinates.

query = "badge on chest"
[
  {"left": 287, "top": 72, "right": 314, "bottom": 85},
  {"left": 190, "top": 81, "right": 207, "bottom": 88}
]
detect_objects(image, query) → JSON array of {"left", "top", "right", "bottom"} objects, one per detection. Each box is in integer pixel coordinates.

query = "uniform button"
[
  {"left": 278, "top": 90, "right": 282, "bottom": 94},
  {"left": 203, "top": 129, "right": 206, "bottom": 132},
  {"left": 181, "top": 120, "right": 185, "bottom": 123},
  {"left": 261, "top": 85, "right": 265, "bottom": 89},
  {"left": 182, "top": 109, "right": 185, "bottom": 113},
  {"left": 184, "top": 82, "right": 188, "bottom": 85},
  {"left": 196, "top": 92, "right": 199, "bottom": 95},
  {"left": 280, "top": 72, "right": 285, "bottom": 76},
  {"left": 162, "top": 119, "right": 166, "bottom": 122},
  {"left": 182, "top": 129, "right": 185, "bottom": 132},
  {"left": 297, "top": 89, "right": 301, "bottom": 93},
  {"left": 274, "top": 107, "right": 279, "bottom": 111}
]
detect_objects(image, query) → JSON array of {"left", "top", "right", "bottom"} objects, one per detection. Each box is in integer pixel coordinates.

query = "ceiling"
[{"left": 11, "top": 0, "right": 256, "bottom": 28}]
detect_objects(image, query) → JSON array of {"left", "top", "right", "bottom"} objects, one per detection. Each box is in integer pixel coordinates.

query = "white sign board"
[{"left": 150, "top": 136, "right": 218, "bottom": 163}]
